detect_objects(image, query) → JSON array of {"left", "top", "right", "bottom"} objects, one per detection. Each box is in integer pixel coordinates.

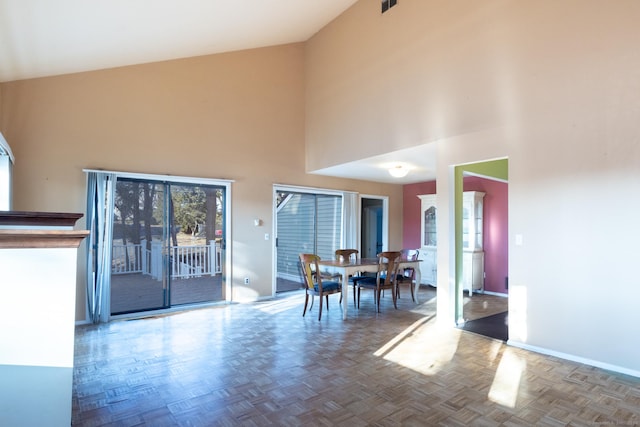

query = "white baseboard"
[
  {"left": 481, "top": 290, "right": 508, "bottom": 298},
  {"left": 508, "top": 340, "right": 640, "bottom": 379}
]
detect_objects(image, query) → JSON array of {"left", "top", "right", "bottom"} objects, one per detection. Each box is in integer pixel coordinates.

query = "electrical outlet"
[{"left": 244, "top": 277, "right": 249, "bottom": 285}]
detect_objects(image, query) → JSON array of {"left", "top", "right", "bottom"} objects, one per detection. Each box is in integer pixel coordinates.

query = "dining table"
[{"left": 317, "top": 257, "right": 422, "bottom": 319}]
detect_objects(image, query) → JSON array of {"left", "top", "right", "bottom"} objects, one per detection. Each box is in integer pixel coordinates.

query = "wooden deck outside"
[
  {"left": 111, "top": 273, "right": 224, "bottom": 314},
  {"left": 111, "top": 273, "right": 305, "bottom": 315}
]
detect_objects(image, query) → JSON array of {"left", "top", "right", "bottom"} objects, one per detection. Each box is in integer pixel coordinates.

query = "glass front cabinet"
[
  {"left": 418, "top": 194, "right": 437, "bottom": 286},
  {"left": 418, "top": 191, "right": 485, "bottom": 295},
  {"left": 462, "top": 191, "right": 485, "bottom": 296}
]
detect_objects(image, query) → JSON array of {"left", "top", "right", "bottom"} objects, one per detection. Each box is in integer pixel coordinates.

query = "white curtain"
[
  {"left": 85, "top": 171, "right": 116, "bottom": 323},
  {"left": 342, "top": 191, "right": 358, "bottom": 251}
]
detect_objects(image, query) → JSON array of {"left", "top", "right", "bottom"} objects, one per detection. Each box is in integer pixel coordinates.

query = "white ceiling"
[
  {"left": 312, "top": 143, "right": 438, "bottom": 185},
  {"left": 0, "top": 0, "right": 363, "bottom": 82},
  {"left": 0, "top": 0, "right": 436, "bottom": 184}
]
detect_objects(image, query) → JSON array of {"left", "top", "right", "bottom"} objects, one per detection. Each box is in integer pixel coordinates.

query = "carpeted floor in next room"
[{"left": 458, "top": 310, "right": 508, "bottom": 341}]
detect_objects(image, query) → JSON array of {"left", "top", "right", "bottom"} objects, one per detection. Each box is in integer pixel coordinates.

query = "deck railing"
[{"left": 112, "top": 240, "right": 222, "bottom": 279}]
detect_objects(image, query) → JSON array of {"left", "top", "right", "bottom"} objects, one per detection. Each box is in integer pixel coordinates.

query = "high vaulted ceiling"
[
  {"left": 0, "top": 0, "right": 360, "bottom": 83},
  {"left": 0, "top": 0, "right": 436, "bottom": 184}
]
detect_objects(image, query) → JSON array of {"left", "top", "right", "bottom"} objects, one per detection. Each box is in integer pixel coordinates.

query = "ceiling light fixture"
[{"left": 388, "top": 165, "right": 409, "bottom": 178}]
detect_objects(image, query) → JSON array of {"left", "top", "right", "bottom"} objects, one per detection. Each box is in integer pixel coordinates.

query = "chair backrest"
[
  {"left": 335, "top": 249, "right": 358, "bottom": 263},
  {"left": 401, "top": 249, "right": 419, "bottom": 261},
  {"left": 377, "top": 251, "right": 402, "bottom": 287},
  {"left": 299, "top": 253, "right": 320, "bottom": 290},
  {"left": 400, "top": 249, "right": 419, "bottom": 279}
]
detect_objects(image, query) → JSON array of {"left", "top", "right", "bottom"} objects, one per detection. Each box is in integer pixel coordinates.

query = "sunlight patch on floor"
[
  {"left": 487, "top": 339, "right": 504, "bottom": 366},
  {"left": 488, "top": 348, "right": 525, "bottom": 408},
  {"left": 255, "top": 294, "right": 303, "bottom": 314},
  {"left": 375, "top": 316, "right": 461, "bottom": 376},
  {"left": 374, "top": 315, "right": 434, "bottom": 357}
]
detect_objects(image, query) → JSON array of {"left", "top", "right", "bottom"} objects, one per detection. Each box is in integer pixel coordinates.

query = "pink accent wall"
[
  {"left": 402, "top": 177, "right": 508, "bottom": 294},
  {"left": 463, "top": 176, "right": 508, "bottom": 294},
  {"left": 402, "top": 181, "right": 436, "bottom": 249}
]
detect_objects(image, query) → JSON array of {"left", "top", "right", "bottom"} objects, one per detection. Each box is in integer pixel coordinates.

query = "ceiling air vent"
[{"left": 382, "top": 0, "right": 397, "bottom": 13}]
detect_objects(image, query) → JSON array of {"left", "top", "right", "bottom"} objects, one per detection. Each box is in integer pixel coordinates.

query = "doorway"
[
  {"left": 360, "top": 196, "right": 386, "bottom": 258},
  {"left": 110, "top": 178, "right": 226, "bottom": 315},
  {"left": 454, "top": 159, "right": 509, "bottom": 341}
]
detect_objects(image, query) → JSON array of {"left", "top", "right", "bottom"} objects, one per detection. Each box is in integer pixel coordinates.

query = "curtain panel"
[
  {"left": 342, "top": 191, "right": 358, "bottom": 250},
  {"left": 85, "top": 171, "right": 116, "bottom": 323}
]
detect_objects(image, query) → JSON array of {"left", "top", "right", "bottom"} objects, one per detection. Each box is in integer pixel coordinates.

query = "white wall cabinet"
[
  {"left": 417, "top": 194, "right": 437, "bottom": 285},
  {"left": 463, "top": 250, "right": 484, "bottom": 296},
  {"left": 462, "top": 191, "right": 485, "bottom": 295},
  {"left": 418, "top": 192, "right": 485, "bottom": 295}
]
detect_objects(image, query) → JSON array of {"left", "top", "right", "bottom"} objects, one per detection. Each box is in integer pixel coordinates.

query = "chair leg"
[
  {"left": 376, "top": 288, "right": 382, "bottom": 313},
  {"left": 396, "top": 276, "right": 405, "bottom": 299},
  {"left": 357, "top": 287, "right": 360, "bottom": 309},
  {"left": 392, "top": 284, "right": 398, "bottom": 309},
  {"left": 410, "top": 277, "right": 416, "bottom": 303},
  {"left": 318, "top": 293, "right": 323, "bottom": 320},
  {"left": 326, "top": 294, "right": 329, "bottom": 311},
  {"left": 353, "top": 283, "right": 357, "bottom": 308},
  {"left": 303, "top": 293, "right": 309, "bottom": 317}
]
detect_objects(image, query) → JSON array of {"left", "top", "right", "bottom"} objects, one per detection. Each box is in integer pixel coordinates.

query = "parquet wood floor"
[
  {"left": 73, "top": 285, "right": 640, "bottom": 426},
  {"left": 462, "top": 292, "right": 508, "bottom": 322}
]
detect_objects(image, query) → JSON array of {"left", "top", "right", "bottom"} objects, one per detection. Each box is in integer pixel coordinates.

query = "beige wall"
[
  {"left": 306, "top": 0, "right": 640, "bottom": 375},
  {"left": 0, "top": 42, "right": 403, "bottom": 321}
]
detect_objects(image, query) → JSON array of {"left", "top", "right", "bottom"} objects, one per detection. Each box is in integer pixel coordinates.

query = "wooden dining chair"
[
  {"left": 336, "top": 248, "right": 358, "bottom": 262},
  {"left": 299, "top": 253, "right": 342, "bottom": 320},
  {"left": 355, "top": 251, "right": 402, "bottom": 313},
  {"left": 321, "top": 249, "right": 358, "bottom": 281},
  {"left": 396, "top": 248, "right": 420, "bottom": 302},
  {"left": 317, "top": 249, "right": 360, "bottom": 307}
]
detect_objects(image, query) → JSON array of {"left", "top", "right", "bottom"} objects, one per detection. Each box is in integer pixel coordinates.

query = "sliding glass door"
[
  {"left": 110, "top": 179, "right": 225, "bottom": 315},
  {"left": 168, "top": 184, "right": 224, "bottom": 306},
  {"left": 275, "top": 191, "right": 342, "bottom": 292}
]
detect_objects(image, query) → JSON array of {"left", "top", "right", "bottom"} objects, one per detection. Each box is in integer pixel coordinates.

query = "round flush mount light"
[{"left": 388, "top": 165, "right": 409, "bottom": 178}]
